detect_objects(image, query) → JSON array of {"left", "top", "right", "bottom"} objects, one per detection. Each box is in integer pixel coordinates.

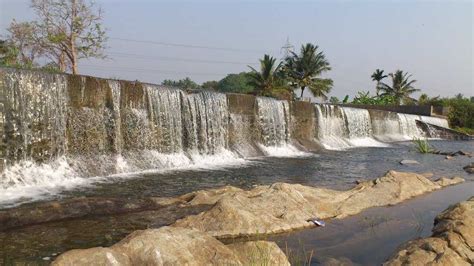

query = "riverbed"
[{"left": 1, "top": 140, "right": 473, "bottom": 264}]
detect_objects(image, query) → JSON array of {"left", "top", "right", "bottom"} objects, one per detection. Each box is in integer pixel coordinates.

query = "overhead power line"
[
  {"left": 82, "top": 64, "right": 229, "bottom": 77},
  {"left": 109, "top": 37, "right": 275, "bottom": 54},
  {"left": 107, "top": 51, "right": 258, "bottom": 66}
]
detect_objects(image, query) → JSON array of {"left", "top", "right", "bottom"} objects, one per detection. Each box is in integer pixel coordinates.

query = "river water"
[{"left": 1, "top": 140, "right": 473, "bottom": 264}]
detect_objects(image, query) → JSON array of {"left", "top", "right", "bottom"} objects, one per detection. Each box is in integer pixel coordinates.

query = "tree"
[
  {"left": 247, "top": 54, "right": 283, "bottom": 96},
  {"left": 371, "top": 69, "right": 387, "bottom": 95},
  {"left": 418, "top": 93, "right": 441, "bottom": 106},
  {"left": 30, "top": 0, "right": 107, "bottom": 74},
  {"left": 201, "top": 80, "right": 218, "bottom": 90},
  {"left": 5, "top": 21, "right": 43, "bottom": 68},
  {"left": 284, "top": 43, "right": 333, "bottom": 100},
  {"left": 329, "top": 96, "right": 340, "bottom": 104},
  {"left": 162, "top": 77, "right": 199, "bottom": 90},
  {"left": 217, "top": 72, "right": 255, "bottom": 93},
  {"left": 0, "top": 39, "right": 20, "bottom": 67},
  {"left": 378, "top": 70, "right": 419, "bottom": 105}
]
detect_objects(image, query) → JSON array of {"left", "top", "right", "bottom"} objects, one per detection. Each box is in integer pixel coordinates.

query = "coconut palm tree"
[
  {"left": 284, "top": 43, "right": 333, "bottom": 100},
  {"left": 248, "top": 54, "right": 283, "bottom": 96},
  {"left": 371, "top": 69, "right": 388, "bottom": 95},
  {"left": 378, "top": 70, "right": 420, "bottom": 105}
]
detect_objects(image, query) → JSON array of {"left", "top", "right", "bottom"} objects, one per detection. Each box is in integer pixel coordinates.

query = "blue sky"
[{"left": 1, "top": 0, "right": 472, "bottom": 99}]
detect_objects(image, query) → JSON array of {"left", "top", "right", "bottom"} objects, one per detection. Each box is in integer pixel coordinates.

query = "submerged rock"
[
  {"left": 172, "top": 171, "right": 463, "bottom": 238},
  {"left": 53, "top": 226, "right": 289, "bottom": 265},
  {"left": 384, "top": 197, "right": 474, "bottom": 265},
  {"left": 463, "top": 163, "right": 474, "bottom": 174},
  {"left": 399, "top": 159, "right": 420, "bottom": 165}
]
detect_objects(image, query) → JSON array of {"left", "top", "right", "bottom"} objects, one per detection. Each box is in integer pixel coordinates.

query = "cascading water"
[
  {"left": 314, "top": 104, "right": 352, "bottom": 149},
  {"left": 256, "top": 97, "right": 305, "bottom": 156},
  {"left": 314, "top": 105, "right": 387, "bottom": 149},
  {"left": 0, "top": 68, "right": 453, "bottom": 207}
]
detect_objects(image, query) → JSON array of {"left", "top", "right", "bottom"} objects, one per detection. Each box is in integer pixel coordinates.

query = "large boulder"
[
  {"left": 384, "top": 197, "right": 474, "bottom": 265},
  {"left": 173, "top": 171, "right": 464, "bottom": 238},
  {"left": 53, "top": 226, "right": 289, "bottom": 266}
]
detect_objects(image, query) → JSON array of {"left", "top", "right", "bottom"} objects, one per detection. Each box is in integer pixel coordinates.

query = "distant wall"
[{"left": 336, "top": 104, "right": 433, "bottom": 116}]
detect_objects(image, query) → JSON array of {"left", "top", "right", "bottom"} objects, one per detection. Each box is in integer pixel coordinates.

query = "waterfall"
[
  {"left": 314, "top": 105, "right": 387, "bottom": 149},
  {"left": 0, "top": 68, "right": 453, "bottom": 207},
  {"left": 255, "top": 97, "right": 305, "bottom": 156},
  {"left": 314, "top": 104, "right": 352, "bottom": 149}
]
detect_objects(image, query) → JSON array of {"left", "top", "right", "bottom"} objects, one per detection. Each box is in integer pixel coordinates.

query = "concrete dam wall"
[{"left": 0, "top": 67, "right": 451, "bottom": 206}]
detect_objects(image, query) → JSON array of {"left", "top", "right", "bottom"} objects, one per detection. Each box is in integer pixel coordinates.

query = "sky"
[{"left": 0, "top": 0, "right": 472, "bottom": 99}]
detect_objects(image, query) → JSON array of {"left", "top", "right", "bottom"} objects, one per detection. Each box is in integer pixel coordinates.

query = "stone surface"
[
  {"left": 226, "top": 241, "right": 290, "bottom": 266},
  {"left": 399, "top": 159, "right": 420, "bottom": 165},
  {"left": 463, "top": 162, "right": 474, "bottom": 174},
  {"left": 173, "top": 171, "right": 463, "bottom": 238},
  {"left": 384, "top": 197, "right": 473, "bottom": 266},
  {"left": 0, "top": 197, "right": 176, "bottom": 231},
  {"left": 53, "top": 226, "right": 288, "bottom": 266}
]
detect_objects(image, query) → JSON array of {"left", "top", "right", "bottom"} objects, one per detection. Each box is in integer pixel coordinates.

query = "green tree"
[
  {"left": 284, "top": 43, "right": 333, "bottom": 100},
  {"left": 201, "top": 80, "right": 218, "bottom": 90},
  {"left": 378, "top": 70, "right": 419, "bottom": 105},
  {"left": 418, "top": 93, "right": 441, "bottom": 106},
  {"left": 0, "top": 39, "right": 20, "bottom": 67},
  {"left": 371, "top": 69, "right": 387, "bottom": 95},
  {"left": 247, "top": 54, "right": 283, "bottom": 96},
  {"left": 329, "top": 96, "right": 340, "bottom": 104},
  {"left": 30, "top": 0, "right": 107, "bottom": 74},
  {"left": 217, "top": 72, "right": 255, "bottom": 93},
  {"left": 162, "top": 77, "right": 199, "bottom": 89}
]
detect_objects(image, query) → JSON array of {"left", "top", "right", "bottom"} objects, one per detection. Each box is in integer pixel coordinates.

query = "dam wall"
[
  {"left": 0, "top": 67, "right": 456, "bottom": 201},
  {"left": 335, "top": 103, "right": 434, "bottom": 117}
]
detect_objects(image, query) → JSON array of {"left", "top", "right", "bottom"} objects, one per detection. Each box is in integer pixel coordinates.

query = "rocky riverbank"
[
  {"left": 384, "top": 196, "right": 473, "bottom": 265},
  {"left": 50, "top": 170, "right": 464, "bottom": 264}
]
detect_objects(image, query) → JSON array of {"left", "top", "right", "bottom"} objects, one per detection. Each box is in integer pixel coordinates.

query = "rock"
[
  {"left": 173, "top": 171, "right": 463, "bottom": 238},
  {"left": 226, "top": 241, "right": 290, "bottom": 266},
  {"left": 463, "top": 163, "right": 474, "bottom": 174},
  {"left": 53, "top": 226, "right": 288, "bottom": 266},
  {"left": 399, "top": 160, "right": 420, "bottom": 165},
  {"left": 435, "top": 176, "right": 464, "bottom": 186},
  {"left": 445, "top": 155, "right": 454, "bottom": 160},
  {"left": 384, "top": 197, "right": 474, "bottom": 265},
  {"left": 0, "top": 197, "right": 178, "bottom": 231},
  {"left": 52, "top": 247, "right": 131, "bottom": 265}
]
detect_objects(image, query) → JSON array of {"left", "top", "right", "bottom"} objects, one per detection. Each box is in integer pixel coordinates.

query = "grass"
[
  {"left": 454, "top": 127, "right": 474, "bottom": 136},
  {"left": 284, "top": 240, "right": 314, "bottom": 266},
  {"left": 412, "top": 137, "right": 434, "bottom": 153}
]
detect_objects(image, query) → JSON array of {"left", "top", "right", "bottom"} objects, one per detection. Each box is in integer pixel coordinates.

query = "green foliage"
[
  {"left": 201, "top": 80, "right": 218, "bottom": 90},
  {"left": 162, "top": 77, "right": 200, "bottom": 90},
  {"left": 342, "top": 95, "right": 349, "bottom": 103},
  {"left": 454, "top": 127, "right": 474, "bottom": 136},
  {"left": 329, "top": 96, "right": 340, "bottom": 104},
  {"left": 447, "top": 97, "right": 474, "bottom": 129},
  {"left": 351, "top": 91, "right": 396, "bottom": 105},
  {"left": 217, "top": 72, "right": 255, "bottom": 93},
  {"left": 248, "top": 54, "right": 286, "bottom": 96},
  {"left": 284, "top": 43, "right": 333, "bottom": 100},
  {"left": 412, "top": 138, "right": 434, "bottom": 154},
  {"left": 378, "top": 70, "right": 419, "bottom": 105}
]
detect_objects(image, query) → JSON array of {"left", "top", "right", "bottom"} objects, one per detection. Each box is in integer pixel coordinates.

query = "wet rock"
[
  {"left": 53, "top": 226, "right": 288, "bottom": 266},
  {"left": 399, "top": 159, "right": 420, "bottom": 165},
  {"left": 173, "top": 171, "right": 463, "bottom": 238},
  {"left": 0, "top": 197, "right": 180, "bottom": 231},
  {"left": 463, "top": 163, "right": 474, "bottom": 174},
  {"left": 226, "top": 241, "right": 290, "bottom": 265},
  {"left": 384, "top": 197, "right": 474, "bottom": 265},
  {"left": 445, "top": 155, "right": 454, "bottom": 160}
]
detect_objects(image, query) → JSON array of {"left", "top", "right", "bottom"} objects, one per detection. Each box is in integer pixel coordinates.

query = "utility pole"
[{"left": 281, "top": 36, "right": 294, "bottom": 60}]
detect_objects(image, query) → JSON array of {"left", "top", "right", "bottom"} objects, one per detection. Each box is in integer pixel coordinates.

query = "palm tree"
[
  {"left": 284, "top": 43, "right": 333, "bottom": 100},
  {"left": 378, "top": 70, "right": 420, "bottom": 105},
  {"left": 248, "top": 54, "right": 283, "bottom": 96},
  {"left": 371, "top": 69, "right": 387, "bottom": 95}
]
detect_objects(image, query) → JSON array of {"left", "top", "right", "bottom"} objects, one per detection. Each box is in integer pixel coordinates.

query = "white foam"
[
  {"left": 0, "top": 157, "right": 97, "bottom": 208},
  {"left": 258, "top": 144, "right": 312, "bottom": 157}
]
